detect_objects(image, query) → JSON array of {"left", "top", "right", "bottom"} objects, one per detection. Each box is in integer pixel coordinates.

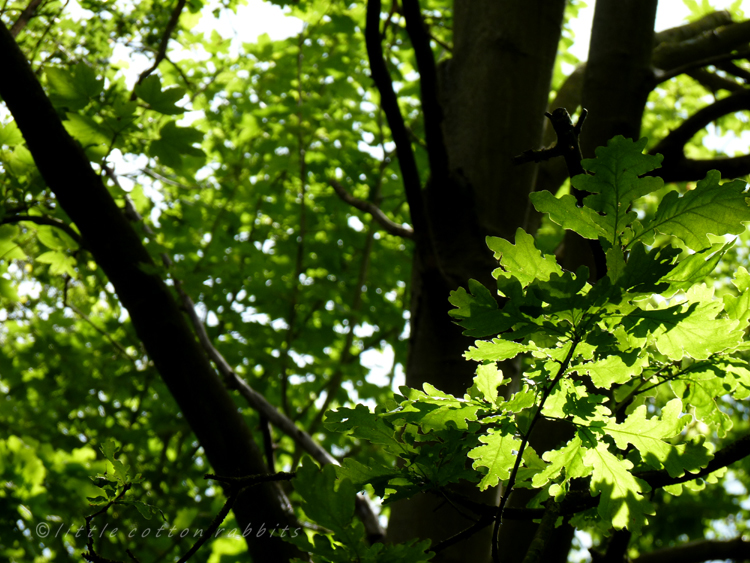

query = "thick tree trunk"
[{"left": 388, "top": 2, "right": 566, "bottom": 562}]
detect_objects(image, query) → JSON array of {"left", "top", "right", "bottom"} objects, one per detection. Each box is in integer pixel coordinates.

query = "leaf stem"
[{"left": 492, "top": 335, "right": 580, "bottom": 562}]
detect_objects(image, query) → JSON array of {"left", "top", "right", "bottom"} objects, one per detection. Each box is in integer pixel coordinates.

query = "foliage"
[
  {"left": 1, "top": 0, "right": 750, "bottom": 562},
  {"left": 286, "top": 136, "right": 750, "bottom": 558}
]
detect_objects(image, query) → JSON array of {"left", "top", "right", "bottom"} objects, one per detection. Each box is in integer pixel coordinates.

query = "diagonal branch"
[
  {"left": 651, "top": 88, "right": 750, "bottom": 182},
  {"left": 132, "top": 0, "right": 187, "bottom": 92},
  {"left": 330, "top": 179, "right": 414, "bottom": 238},
  {"left": 9, "top": 0, "right": 44, "bottom": 37},
  {"left": 364, "top": 0, "right": 427, "bottom": 236}
]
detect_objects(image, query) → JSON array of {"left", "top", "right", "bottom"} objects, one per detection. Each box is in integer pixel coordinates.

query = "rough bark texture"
[{"left": 0, "top": 21, "right": 303, "bottom": 563}]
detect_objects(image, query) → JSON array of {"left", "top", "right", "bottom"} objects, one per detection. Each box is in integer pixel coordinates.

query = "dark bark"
[
  {"left": 0, "top": 21, "right": 303, "bottom": 563},
  {"left": 387, "top": 2, "right": 568, "bottom": 562}
]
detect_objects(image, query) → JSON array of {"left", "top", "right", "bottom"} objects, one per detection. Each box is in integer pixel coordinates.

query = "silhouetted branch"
[
  {"left": 651, "top": 89, "right": 750, "bottom": 182},
  {"left": 401, "top": 0, "right": 450, "bottom": 179},
  {"left": 9, "top": 0, "right": 43, "bottom": 37},
  {"left": 365, "top": 0, "right": 427, "bottom": 235},
  {"left": 633, "top": 537, "right": 750, "bottom": 563},
  {"left": 133, "top": 0, "right": 187, "bottom": 91},
  {"left": 330, "top": 179, "right": 414, "bottom": 238},
  {"left": 653, "top": 18, "right": 750, "bottom": 70},
  {"left": 687, "top": 68, "right": 745, "bottom": 93}
]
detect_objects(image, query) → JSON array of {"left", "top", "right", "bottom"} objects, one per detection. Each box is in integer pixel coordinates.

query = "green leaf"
[
  {"left": 293, "top": 459, "right": 357, "bottom": 536},
  {"left": 574, "top": 136, "right": 663, "bottom": 243},
  {"left": 63, "top": 113, "right": 110, "bottom": 149},
  {"left": 0, "top": 120, "right": 23, "bottom": 146},
  {"left": 464, "top": 338, "right": 531, "bottom": 362},
  {"left": 487, "top": 228, "right": 563, "bottom": 287},
  {"left": 723, "top": 266, "right": 750, "bottom": 329},
  {"left": 134, "top": 75, "right": 186, "bottom": 115},
  {"left": 603, "top": 399, "right": 712, "bottom": 477},
  {"left": 660, "top": 241, "right": 732, "bottom": 297},
  {"left": 528, "top": 190, "right": 607, "bottom": 240},
  {"left": 149, "top": 122, "right": 206, "bottom": 169},
  {"left": 573, "top": 350, "right": 645, "bottom": 389},
  {"left": 47, "top": 63, "right": 104, "bottom": 110},
  {"left": 468, "top": 421, "right": 521, "bottom": 490},
  {"left": 618, "top": 285, "right": 742, "bottom": 360},
  {"left": 36, "top": 251, "right": 77, "bottom": 277},
  {"left": 584, "top": 443, "right": 652, "bottom": 531},
  {"left": 637, "top": 171, "right": 750, "bottom": 250},
  {"left": 448, "top": 279, "right": 509, "bottom": 337},
  {"left": 531, "top": 435, "right": 591, "bottom": 488},
  {"left": 469, "top": 362, "right": 508, "bottom": 406}
]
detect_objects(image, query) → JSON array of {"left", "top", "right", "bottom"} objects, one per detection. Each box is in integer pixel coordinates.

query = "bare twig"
[{"left": 330, "top": 179, "right": 414, "bottom": 238}]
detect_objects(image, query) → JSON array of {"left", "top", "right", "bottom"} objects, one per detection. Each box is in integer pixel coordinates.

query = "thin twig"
[{"left": 330, "top": 179, "right": 414, "bottom": 238}]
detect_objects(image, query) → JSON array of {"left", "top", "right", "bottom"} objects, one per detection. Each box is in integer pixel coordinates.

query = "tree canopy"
[{"left": 2, "top": 1, "right": 750, "bottom": 563}]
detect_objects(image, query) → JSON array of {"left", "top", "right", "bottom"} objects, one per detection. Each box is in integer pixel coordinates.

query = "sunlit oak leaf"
[
  {"left": 487, "top": 228, "right": 563, "bottom": 287},
  {"left": 532, "top": 435, "right": 592, "bottom": 488},
  {"left": 584, "top": 443, "right": 652, "bottom": 531},
  {"left": 529, "top": 190, "right": 608, "bottom": 241},
  {"left": 604, "top": 399, "right": 711, "bottom": 477},
  {"left": 469, "top": 424, "right": 521, "bottom": 490},
  {"left": 636, "top": 171, "right": 750, "bottom": 251},
  {"left": 573, "top": 136, "right": 664, "bottom": 244}
]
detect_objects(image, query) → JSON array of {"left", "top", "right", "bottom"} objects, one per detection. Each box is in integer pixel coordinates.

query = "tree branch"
[
  {"left": 330, "top": 179, "right": 414, "bottom": 238},
  {"left": 633, "top": 537, "right": 750, "bottom": 563},
  {"left": 133, "top": 0, "right": 187, "bottom": 91},
  {"left": 401, "top": 0, "right": 449, "bottom": 180},
  {"left": 9, "top": 0, "right": 43, "bottom": 37},
  {"left": 120, "top": 176, "right": 387, "bottom": 543},
  {"left": 653, "top": 18, "right": 750, "bottom": 71},
  {"left": 364, "top": 0, "right": 427, "bottom": 236},
  {"left": 651, "top": 89, "right": 750, "bottom": 182}
]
